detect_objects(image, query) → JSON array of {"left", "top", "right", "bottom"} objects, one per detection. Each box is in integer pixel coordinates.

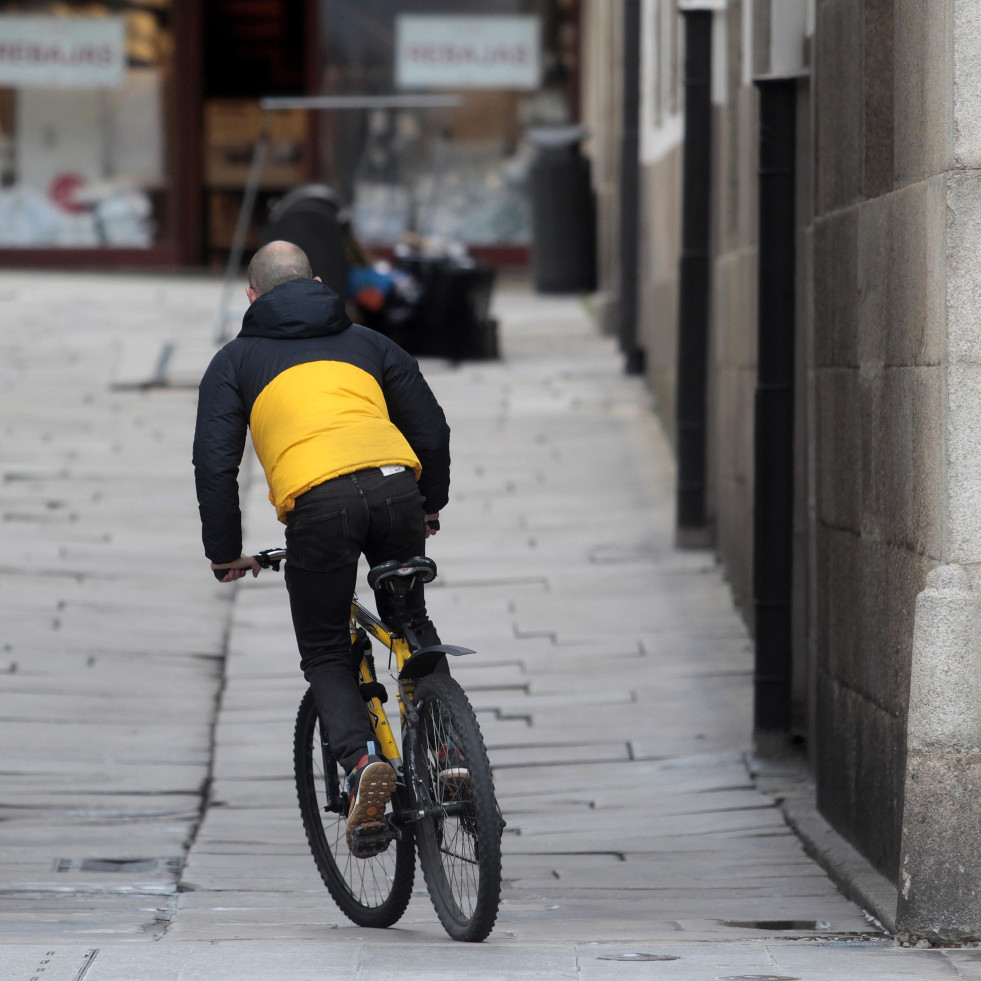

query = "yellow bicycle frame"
[{"left": 349, "top": 595, "right": 414, "bottom": 772}]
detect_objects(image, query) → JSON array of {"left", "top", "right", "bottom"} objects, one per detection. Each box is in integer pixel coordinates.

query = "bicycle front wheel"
[
  {"left": 293, "top": 688, "right": 414, "bottom": 928},
  {"left": 409, "top": 674, "right": 502, "bottom": 942}
]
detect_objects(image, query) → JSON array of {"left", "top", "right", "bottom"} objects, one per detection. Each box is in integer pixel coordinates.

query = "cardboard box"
[{"left": 204, "top": 99, "right": 309, "bottom": 189}]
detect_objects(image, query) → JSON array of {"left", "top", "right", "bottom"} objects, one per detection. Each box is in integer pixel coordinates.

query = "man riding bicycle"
[{"left": 192, "top": 240, "right": 450, "bottom": 852}]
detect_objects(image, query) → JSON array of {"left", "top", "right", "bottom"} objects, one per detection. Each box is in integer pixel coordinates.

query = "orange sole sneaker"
[{"left": 346, "top": 760, "right": 397, "bottom": 853}]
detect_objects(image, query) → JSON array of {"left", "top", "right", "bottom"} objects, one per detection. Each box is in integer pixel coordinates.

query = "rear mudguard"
[{"left": 399, "top": 644, "right": 474, "bottom": 680}]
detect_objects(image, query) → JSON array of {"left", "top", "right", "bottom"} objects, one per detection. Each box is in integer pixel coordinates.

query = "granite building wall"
[
  {"left": 587, "top": 0, "right": 981, "bottom": 927},
  {"left": 624, "top": 0, "right": 942, "bottom": 882},
  {"left": 705, "top": 1, "right": 761, "bottom": 627},
  {"left": 812, "top": 0, "right": 950, "bottom": 880}
]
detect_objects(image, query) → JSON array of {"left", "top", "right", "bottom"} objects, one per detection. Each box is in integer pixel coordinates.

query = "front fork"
[{"left": 394, "top": 679, "right": 432, "bottom": 825}]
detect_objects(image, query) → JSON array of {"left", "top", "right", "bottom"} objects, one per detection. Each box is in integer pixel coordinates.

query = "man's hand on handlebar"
[
  {"left": 211, "top": 554, "right": 261, "bottom": 582},
  {"left": 210, "top": 520, "right": 438, "bottom": 581}
]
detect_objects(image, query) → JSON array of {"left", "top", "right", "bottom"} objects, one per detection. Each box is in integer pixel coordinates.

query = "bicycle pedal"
[{"left": 349, "top": 820, "right": 394, "bottom": 859}]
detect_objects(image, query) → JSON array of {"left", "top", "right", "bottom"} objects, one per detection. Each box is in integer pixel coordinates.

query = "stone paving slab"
[
  {"left": 7, "top": 939, "right": 964, "bottom": 981},
  {"left": 0, "top": 273, "right": 915, "bottom": 976},
  {"left": 0, "top": 273, "right": 234, "bottom": 947},
  {"left": 949, "top": 950, "right": 981, "bottom": 978},
  {"left": 148, "top": 284, "right": 881, "bottom": 956}
]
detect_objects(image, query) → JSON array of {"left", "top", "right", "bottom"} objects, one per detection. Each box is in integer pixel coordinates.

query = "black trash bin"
[
  {"left": 528, "top": 126, "right": 597, "bottom": 294},
  {"left": 394, "top": 252, "right": 498, "bottom": 361},
  {"left": 262, "top": 184, "right": 350, "bottom": 298}
]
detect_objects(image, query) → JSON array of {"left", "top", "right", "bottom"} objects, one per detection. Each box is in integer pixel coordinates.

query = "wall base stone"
[
  {"left": 897, "top": 564, "right": 981, "bottom": 942},
  {"left": 897, "top": 752, "right": 981, "bottom": 943}
]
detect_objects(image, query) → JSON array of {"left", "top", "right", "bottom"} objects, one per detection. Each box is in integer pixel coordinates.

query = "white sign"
[
  {"left": 677, "top": 1, "right": 727, "bottom": 9},
  {"left": 396, "top": 15, "right": 540, "bottom": 90},
  {"left": 0, "top": 16, "right": 125, "bottom": 88}
]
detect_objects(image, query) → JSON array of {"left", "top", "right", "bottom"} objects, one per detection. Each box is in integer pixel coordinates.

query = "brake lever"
[{"left": 253, "top": 550, "right": 283, "bottom": 572}]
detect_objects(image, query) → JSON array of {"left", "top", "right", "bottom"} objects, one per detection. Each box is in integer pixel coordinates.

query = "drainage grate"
[
  {"left": 722, "top": 920, "right": 827, "bottom": 931},
  {"left": 598, "top": 954, "right": 680, "bottom": 962},
  {"left": 719, "top": 976, "right": 800, "bottom": 981},
  {"left": 55, "top": 857, "right": 181, "bottom": 874}
]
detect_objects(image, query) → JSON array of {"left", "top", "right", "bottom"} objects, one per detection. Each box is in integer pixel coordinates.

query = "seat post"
[
  {"left": 367, "top": 558, "right": 437, "bottom": 649},
  {"left": 381, "top": 582, "right": 412, "bottom": 632}
]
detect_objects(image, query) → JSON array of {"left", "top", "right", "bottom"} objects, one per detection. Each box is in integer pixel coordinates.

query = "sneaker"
[
  {"left": 346, "top": 754, "right": 396, "bottom": 852},
  {"left": 436, "top": 742, "right": 470, "bottom": 794}
]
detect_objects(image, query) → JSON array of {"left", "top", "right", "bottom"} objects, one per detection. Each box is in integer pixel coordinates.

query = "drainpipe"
[
  {"left": 618, "top": 0, "right": 644, "bottom": 374},
  {"left": 675, "top": 8, "right": 713, "bottom": 546},
  {"left": 752, "top": 76, "right": 798, "bottom": 733}
]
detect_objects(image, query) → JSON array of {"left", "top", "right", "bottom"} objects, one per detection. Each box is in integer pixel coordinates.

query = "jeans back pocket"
[{"left": 285, "top": 507, "right": 353, "bottom": 572}]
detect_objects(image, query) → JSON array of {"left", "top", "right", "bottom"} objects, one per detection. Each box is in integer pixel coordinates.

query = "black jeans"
[{"left": 284, "top": 467, "right": 440, "bottom": 773}]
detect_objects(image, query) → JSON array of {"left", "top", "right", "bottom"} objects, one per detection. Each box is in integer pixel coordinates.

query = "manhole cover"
[{"left": 598, "top": 954, "right": 680, "bottom": 962}]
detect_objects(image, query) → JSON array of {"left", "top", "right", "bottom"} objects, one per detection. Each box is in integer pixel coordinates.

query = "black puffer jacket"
[{"left": 193, "top": 278, "right": 450, "bottom": 563}]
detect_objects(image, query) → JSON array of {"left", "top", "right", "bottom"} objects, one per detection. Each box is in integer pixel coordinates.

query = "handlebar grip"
[
  {"left": 426, "top": 519, "right": 440, "bottom": 532},
  {"left": 213, "top": 568, "right": 228, "bottom": 582}
]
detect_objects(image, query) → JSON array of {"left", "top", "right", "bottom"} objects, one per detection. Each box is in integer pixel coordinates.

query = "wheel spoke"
[
  {"left": 411, "top": 675, "right": 502, "bottom": 941},
  {"left": 293, "top": 689, "right": 413, "bottom": 928},
  {"left": 309, "top": 715, "right": 401, "bottom": 905}
]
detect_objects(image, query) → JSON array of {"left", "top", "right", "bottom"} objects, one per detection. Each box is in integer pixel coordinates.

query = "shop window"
[
  {"left": 316, "top": 0, "right": 578, "bottom": 249},
  {"left": 0, "top": 0, "right": 175, "bottom": 249}
]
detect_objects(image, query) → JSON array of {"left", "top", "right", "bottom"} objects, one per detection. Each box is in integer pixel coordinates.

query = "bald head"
[{"left": 247, "top": 240, "right": 313, "bottom": 296}]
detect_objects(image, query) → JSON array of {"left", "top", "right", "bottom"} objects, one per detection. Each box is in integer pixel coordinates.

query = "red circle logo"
[{"left": 49, "top": 173, "right": 87, "bottom": 214}]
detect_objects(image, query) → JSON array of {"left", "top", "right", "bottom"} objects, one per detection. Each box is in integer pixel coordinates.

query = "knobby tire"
[
  {"left": 293, "top": 688, "right": 414, "bottom": 928},
  {"left": 409, "top": 674, "right": 502, "bottom": 942}
]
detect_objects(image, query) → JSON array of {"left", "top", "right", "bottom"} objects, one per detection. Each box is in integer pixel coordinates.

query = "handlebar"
[
  {"left": 216, "top": 547, "right": 433, "bottom": 589},
  {"left": 254, "top": 547, "right": 287, "bottom": 571},
  {"left": 212, "top": 547, "right": 286, "bottom": 581}
]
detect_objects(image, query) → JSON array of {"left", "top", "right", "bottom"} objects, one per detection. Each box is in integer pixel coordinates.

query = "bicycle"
[{"left": 252, "top": 547, "right": 503, "bottom": 943}]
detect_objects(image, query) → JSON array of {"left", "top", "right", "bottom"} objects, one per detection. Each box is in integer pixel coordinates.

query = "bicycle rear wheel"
[
  {"left": 409, "top": 674, "right": 502, "bottom": 942},
  {"left": 293, "top": 688, "right": 414, "bottom": 928}
]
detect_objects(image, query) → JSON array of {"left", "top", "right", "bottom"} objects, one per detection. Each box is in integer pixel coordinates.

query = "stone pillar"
[
  {"left": 895, "top": 1, "right": 981, "bottom": 943},
  {"left": 897, "top": 565, "right": 981, "bottom": 942}
]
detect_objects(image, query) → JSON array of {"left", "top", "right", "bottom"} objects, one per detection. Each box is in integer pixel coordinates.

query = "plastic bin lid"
[{"left": 527, "top": 125, "right": 589, "bottom": 150}]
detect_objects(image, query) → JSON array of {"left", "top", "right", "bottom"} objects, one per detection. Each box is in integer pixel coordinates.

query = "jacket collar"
[{"left": 239, "top": 278, "right": 351, "bottom": 340}]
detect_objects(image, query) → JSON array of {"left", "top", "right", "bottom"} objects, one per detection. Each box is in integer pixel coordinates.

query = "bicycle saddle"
[{"left": 367, "top": 556, "right": 437, "bottom": 592}]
